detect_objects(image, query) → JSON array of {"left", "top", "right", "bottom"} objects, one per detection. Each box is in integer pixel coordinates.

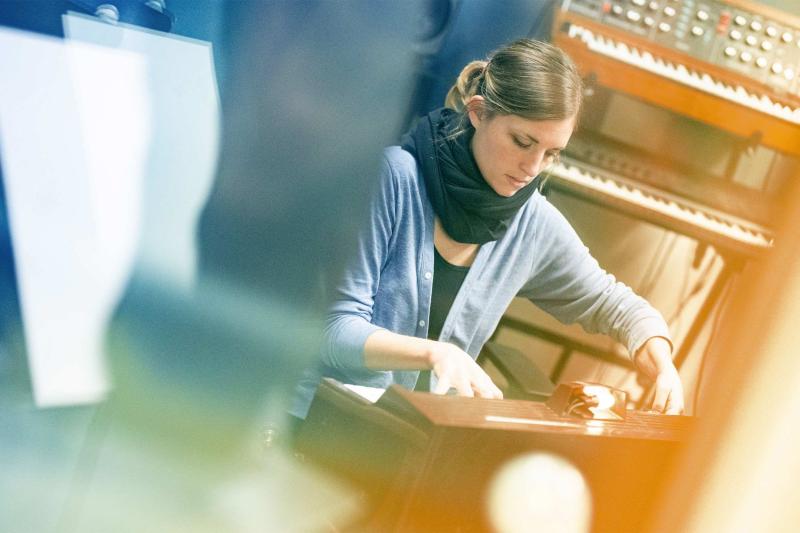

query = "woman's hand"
[
  {"left": 428, "top": 341, "right": 504, "bottom": 399},
  {"left": 634, "top": 336, "right": 685, "bottom": 415},
  {"left": 364, "top": 330, "right": 503, "bottom": 399}
]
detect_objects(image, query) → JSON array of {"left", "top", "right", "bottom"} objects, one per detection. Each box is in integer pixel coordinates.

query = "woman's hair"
[{"left": 445, "top": 39, "right": 583, "bottom": 126}]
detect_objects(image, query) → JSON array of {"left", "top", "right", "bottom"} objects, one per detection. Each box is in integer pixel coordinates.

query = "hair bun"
[{"left": 445, "top": 60, "right": 487, "bottom": 111}]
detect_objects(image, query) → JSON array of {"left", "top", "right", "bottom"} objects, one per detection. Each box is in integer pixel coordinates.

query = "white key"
[
  {"left": 676, "top": 63, "right": 691, "bottom": 82},
  {"left": 568, "top": 24, "right": 580, "bottom": 39},
  {"left": 735, "top": 86, "right": 750, "bottom": 105}
]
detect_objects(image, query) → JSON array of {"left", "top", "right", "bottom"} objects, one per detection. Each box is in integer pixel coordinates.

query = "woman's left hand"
[{"left": 634, "top": 336, "right": 685, "bottom": 415}]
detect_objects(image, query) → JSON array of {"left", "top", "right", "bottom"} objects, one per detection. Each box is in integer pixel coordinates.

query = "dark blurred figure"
[
  {"left": 407, "top": 0, "right": 557, "bottom": 121},
  {"left": 102, "top": 0, "right": 421, "bottom": 530},
  {"left": 107, "top": 0, "right": 420, "bottom": 445},
  {"left": 1, "top": 0, "right": 421, "bottom": 531}
]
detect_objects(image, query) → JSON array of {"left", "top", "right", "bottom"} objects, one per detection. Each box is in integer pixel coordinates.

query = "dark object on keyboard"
[
  {"left": 479, "top": 341, "right": 555, "bottom": 401},
  {"left": 547, "top": 381, "right": 628, "bottom": 420}
]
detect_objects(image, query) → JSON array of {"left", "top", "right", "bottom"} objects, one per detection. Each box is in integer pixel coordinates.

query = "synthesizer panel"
[{"left": 564, "top": 0, "right": 800, "bottom": 96}]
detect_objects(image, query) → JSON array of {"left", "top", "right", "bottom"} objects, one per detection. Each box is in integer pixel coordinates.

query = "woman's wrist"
[
  {"left": 634, "top": 336, "right": 675, "bottom": 378},
  {"left": 364, "top": 329, "right": 440, "bottom": 371},
  {"left": 421, "top": 338, "right": 440, "bottom": 370}
]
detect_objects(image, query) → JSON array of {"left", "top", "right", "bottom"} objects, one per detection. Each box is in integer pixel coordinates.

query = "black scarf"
[{"left": 401, "top": 107, "right": 540, "bottom": 244}]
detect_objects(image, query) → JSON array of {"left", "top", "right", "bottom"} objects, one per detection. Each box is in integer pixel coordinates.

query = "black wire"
[
  {"left": 691, "top": 271, "right": 736, "bottom": 415},
  {"left": 761, "top": 151, "right": 778, "bottom": 194},
  {"left": 665, "top": 243, "right": 696, "bottom": 333},
  {"left": 637, "top": 231, "right": 673, "bottom": 299},
  {"left": 666, "top": 250, "right": 718, "bottom": 324}
]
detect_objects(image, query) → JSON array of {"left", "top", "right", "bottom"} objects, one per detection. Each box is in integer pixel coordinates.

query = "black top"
[
  {"left": 427, "top": 247, "right": 470, "bottom": 340},
  {"left": 415, "top": 247, "right": 470, "bottom": 391}
]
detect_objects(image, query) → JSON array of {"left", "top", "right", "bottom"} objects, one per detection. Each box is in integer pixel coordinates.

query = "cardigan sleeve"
[
  {"left": 517, "top": 198, "right": 672, "bottom": 359},
  {"left": 319, "top": 154, "right": 396, "bottom": 370}
]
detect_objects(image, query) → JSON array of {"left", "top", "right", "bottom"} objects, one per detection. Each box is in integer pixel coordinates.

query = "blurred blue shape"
[
  {"left": 95, "top": 0, "right": 422, "bottom": 529},
  {"left": 1, "top": 1, "right": 421, "bottom": 530},
  {"left": 407, "top": 0, "right": 558, "bottom": 119}
]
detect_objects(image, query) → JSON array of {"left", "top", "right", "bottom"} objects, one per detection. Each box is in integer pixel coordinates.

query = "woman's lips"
[{"left": 505, "top": 174, "right": 529, "bottom": 187}]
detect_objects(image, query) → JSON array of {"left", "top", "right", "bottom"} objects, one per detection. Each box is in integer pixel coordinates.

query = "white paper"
[
  {"left": 0, "top": 16, "right": 220, "bottom": 407},
  {"left": 63, "top": 12, "right": 220, "bottom": 290},
  {"left": 343, "top": 384, "right": 386, "bottom": 403},
  {"left": 0, "top": 27, "right": 149, "bottom": 406}
]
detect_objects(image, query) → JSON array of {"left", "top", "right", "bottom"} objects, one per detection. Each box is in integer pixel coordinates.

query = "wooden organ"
[
  {"left": 297, "top": 378, "right": 694, "bottom": 532},
  {"left": 547, "top": 0, "right": 800, "bottom": 252},
  {"left": 297, "top": 3, "right": 800, "bottom": 530},
  {"left": 504, "top": 0, "right": 800, "bottom": 377}
]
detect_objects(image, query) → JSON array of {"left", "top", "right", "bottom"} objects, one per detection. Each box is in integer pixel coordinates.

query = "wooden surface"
[
  {"left": 300, "top": 380, "right": 696, "bottom": 531},
  {"left": 378, "top": 384, "right": 693, "bottom": 441}
]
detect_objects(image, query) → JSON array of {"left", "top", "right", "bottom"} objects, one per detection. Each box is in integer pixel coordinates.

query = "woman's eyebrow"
[
  {"left": 511, "top": 131, "right": 540, "bottom": 145},
  {"left": 514, "top": 129, "right": 567, "bottom": 151},
  {"left": 523, "top": 133, "right": 566, "bottom": 151}
]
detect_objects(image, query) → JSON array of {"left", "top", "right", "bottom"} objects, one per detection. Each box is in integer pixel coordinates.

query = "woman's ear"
[{"left": 466, "top": 95, "right": 485, "bottom": 129}]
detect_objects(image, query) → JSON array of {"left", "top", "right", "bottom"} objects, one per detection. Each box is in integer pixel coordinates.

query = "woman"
[{"left": 291, "top": 39, "right": 684, "bottom": 418}]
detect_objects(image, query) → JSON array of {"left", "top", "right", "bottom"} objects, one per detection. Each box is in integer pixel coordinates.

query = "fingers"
[
  {"left": 473, "top": 377, "right": 504, "bottom": 400},
  {"left": 431, "top": 370, "right": 501, "bottom": 399},
  {"left": 432, "top": 375, "right": 451, "bottom": 395},
  {"left": 651, "top": 383, "right": 670, "bottom": 414},
  {"left": 665, "top": 403, "right": 684, "bottom": 415},
  {"left": 456, "top": 379, "right": 475, "bottom": 398},
  {"left": 429, "top": 343, "right": 502, "bottom": 400},
  {"left": 664, "top": 390, "right": 685, "bottom": 415},
  {"left": 432, "top": 374, "right": 474, "bottom": 397},
  {"left": 651, "top": 374, "right": 685, "bottom": 415}
]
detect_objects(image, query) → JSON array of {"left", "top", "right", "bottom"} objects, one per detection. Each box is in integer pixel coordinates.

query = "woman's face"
[{"left": 468, "top": 100, "right": 575, "bottom": 198}]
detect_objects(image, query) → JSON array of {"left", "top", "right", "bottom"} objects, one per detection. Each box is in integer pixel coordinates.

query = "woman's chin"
[
  {"left": 495, "top": 186, "right": 519, "bottom": 198},
  {"left": 488, "top": 175, "right": 531, "bottom": 196}
]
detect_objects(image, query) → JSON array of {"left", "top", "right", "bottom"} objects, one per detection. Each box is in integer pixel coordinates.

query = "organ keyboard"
[
  {"left": 565, "top": 23, "right": 800, "bottom": 125},
  {"left": 546, "top": 156, "right": 773, "bottom": 257},
  {"left": 553, "top": 0, "right": 800, "bottom": 157},
  {"left": 543, "top": 1, "right": 797, "bottom": 380},
  {"left": 545, "top": 0, "right": 800, "bottom": 257}
]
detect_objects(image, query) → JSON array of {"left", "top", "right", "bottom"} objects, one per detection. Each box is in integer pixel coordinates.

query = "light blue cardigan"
[{"left": 291, "top": 146, "right": 670, "bottom": 417}]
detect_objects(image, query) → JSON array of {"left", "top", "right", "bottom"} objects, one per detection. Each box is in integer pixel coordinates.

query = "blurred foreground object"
[
  {"left": 649, "top": 126, "right": 800, "bottom": 532},
  {"left": 0, "top": 25, "right": 149, "bottom": 406},
  {"left": 1, "top": 1, "right": 420, "bottom": 531},
  {"left": 487, "top": 452, "right": 591, "bottom": 533},
  {"left": 101, "top": 0, "right": 422, "bottom": 530}
]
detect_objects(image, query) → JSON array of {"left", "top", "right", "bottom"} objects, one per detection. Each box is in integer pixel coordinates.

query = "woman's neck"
[{"left": 434, "top": 218, "right": 479, "bottom": 267}]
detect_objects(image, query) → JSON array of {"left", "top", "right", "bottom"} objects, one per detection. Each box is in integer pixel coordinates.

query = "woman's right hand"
[{"left": 427, "top": 341, "right": 503, "bottom": 399}]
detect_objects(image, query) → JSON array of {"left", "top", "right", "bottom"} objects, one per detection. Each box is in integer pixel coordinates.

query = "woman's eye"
[{"left": 512, "top": 136, "right": 531, "bottom": 148}]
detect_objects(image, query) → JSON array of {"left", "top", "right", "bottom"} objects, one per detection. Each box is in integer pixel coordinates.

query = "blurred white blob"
[
  {"left": 64, "top": 12, "right": 220, "bottom": 294},
  {"left": 0, "top": 27, "right": 149, "bottom": 407},
  {"left": 0, "top": 15, "right": 219, "bottom": 407},
  {"left": 486, "top": 452, "right": 592, "bottom": 533}
]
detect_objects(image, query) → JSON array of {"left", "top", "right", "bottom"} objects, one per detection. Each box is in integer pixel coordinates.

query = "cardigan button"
[
  {"left": 419, "top": 320, "right": 426, "bottom": 327},
  {"left": 424, "top": 271, "right": 432, "bottom": 280}
]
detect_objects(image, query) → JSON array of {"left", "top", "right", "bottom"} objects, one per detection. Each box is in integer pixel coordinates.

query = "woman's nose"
[{"left": 519, "top": 152, "right": 544, "bottom": 178}]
